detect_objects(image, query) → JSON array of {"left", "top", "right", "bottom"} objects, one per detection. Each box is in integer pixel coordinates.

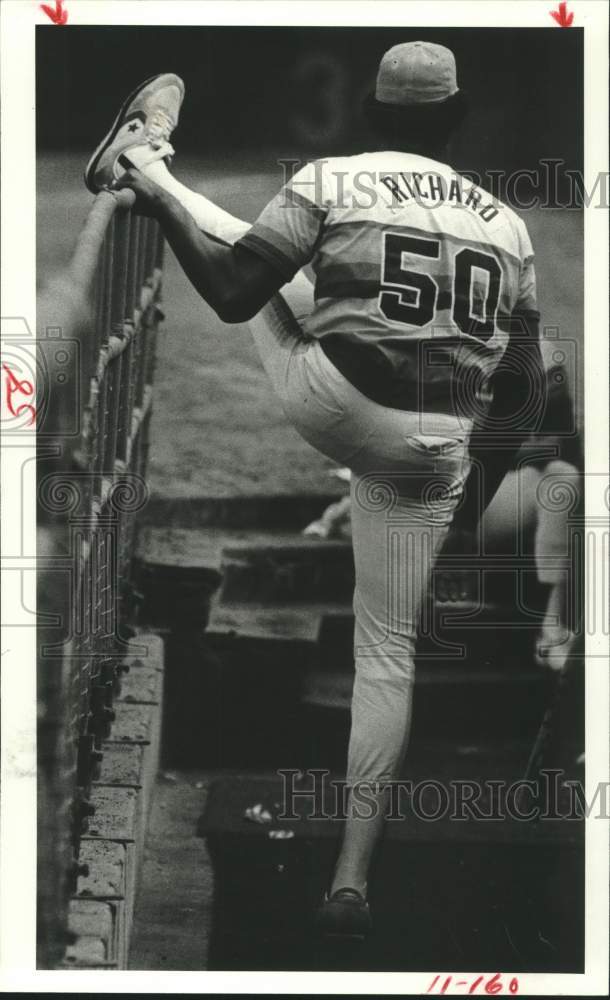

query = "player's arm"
[
  {"left": 115, "top": 170, "right": 285, "bottom": 321},
  {"left": 115, "top": 159, "right": 327, "bottom": 322}
]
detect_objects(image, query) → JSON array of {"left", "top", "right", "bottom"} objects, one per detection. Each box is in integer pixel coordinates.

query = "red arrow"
[
  {"left": 550, "top": 1, "right": 574, "bottom": 27},
  {"left": 40, "top": 0, "right": 68, "bottom": 24}
]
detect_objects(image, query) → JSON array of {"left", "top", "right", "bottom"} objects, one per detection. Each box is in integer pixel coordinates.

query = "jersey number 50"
[{"left": 379, "top": 232, "right": 502, "bottom": 340}]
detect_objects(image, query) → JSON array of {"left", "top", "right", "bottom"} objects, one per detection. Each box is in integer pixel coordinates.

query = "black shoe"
[{"left": 315, "top": 888, "right": 372, "bottom": 941}]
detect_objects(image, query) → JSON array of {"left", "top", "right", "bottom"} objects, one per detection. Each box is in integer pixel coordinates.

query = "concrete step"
[
  {"left": 138, "top": 527, "right": 541, "bottom": 655},
  {"left": 138, "top": 525, "right": 354, "bottom": 604},
  {"left": 139, "top": 526, "right": 352, "bottom": 579},
  {"left": 300, "top": 664, "right": 552, "bottom": 752},
  {"left": 207, "top": 600, "right": 350, "bottom": 646},
  {"left": 199, "top": 771, "right": 584, "bottom": 971},
  {"left": 138, "top": 517, "right": 551, "bottom": 770},
  {"left": 200, "top": 759, "right": 584, "bottom": 842},
  {"left": 208, "top": 597, "right": 533, "bottom": 671},
  {"left": 219, "top": 536, "right": 354, "bottom": 603},
  {"left": 198, "top": 594, "right": 552, "bottom": 766},
  {"left": 140, "top": 493, "right": 343, "bottom": 531},
  {"left": 138, "top": 524, "right": 540, "bottom": 611},
  {"left": 139, "top": 525, "right": 533, "bottom": 610},
  {"left": 302, "top": 663, "right": 550, "bottom": 709}
]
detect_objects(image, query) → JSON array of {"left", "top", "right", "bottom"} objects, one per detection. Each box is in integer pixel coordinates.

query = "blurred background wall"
[{"left": 37, "top": 25, "right": 582, "bottom": 195}]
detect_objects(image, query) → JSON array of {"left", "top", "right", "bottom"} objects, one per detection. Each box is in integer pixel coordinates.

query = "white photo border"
[{"left": 1, "top": 0, "right": 608, "bottom": 994}]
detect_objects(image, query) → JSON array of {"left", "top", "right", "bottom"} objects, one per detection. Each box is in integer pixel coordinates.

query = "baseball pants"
[{"left": 142, "top": 161, "right": 471, "bottom": 887}]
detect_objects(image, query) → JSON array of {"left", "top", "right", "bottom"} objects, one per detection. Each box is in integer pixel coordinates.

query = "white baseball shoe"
[{"left": 84, "top": 73, "right": 185, "bottom": 193}]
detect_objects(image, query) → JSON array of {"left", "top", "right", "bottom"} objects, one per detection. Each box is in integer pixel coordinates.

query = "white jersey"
[{"left": 237, "top": 151, "right": 539, "bottom": 414}]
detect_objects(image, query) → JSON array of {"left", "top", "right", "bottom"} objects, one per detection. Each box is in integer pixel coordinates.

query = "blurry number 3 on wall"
[{"left": 291, "top": 52, "right": 354, "bottom": 146}]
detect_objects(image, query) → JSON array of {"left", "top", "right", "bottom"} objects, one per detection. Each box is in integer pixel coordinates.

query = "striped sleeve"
[{"left": 235, "top": 161, "right": 329, "bottom": 280}]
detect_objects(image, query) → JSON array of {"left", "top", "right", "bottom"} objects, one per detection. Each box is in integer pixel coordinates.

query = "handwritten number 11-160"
[{"left": 427, "top": 973, "right": 519, "bottom": 994}]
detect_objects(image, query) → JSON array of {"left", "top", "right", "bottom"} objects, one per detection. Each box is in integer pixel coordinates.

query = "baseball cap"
[{"left": 375, "top": 41, "right": 458, "bottom": 106}]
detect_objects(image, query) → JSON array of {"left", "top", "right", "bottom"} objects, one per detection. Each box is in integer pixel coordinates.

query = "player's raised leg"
[{"left": 85, "top": 73, "right": 318, "bottom": 408}]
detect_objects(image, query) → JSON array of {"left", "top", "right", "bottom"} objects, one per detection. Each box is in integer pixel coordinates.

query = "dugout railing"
[{"left": 37, "top": 189, "right": 164, "bottom": 968}]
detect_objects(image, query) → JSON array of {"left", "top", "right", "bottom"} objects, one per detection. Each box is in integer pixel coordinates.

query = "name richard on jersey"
[
  {"left": 379, "top": 171, "right": 500, "bottom": 221},
  {"left": 286, "top": 161, "right": 502, "bottom": 223}
]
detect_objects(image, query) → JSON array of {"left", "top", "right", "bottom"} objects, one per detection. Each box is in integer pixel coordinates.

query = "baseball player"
[{"left": 85, "top": 42, "right": 545, "bottom": 939}]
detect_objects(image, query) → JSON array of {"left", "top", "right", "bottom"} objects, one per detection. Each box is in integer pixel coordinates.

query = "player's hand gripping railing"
[{"left": 37, "top": 189, "right": 164, "bottom": 967}]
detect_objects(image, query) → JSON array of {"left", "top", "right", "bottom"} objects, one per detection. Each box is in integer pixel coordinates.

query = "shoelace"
[{"left": 145, "top": 108, "right": 174, "bottom": 147}]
